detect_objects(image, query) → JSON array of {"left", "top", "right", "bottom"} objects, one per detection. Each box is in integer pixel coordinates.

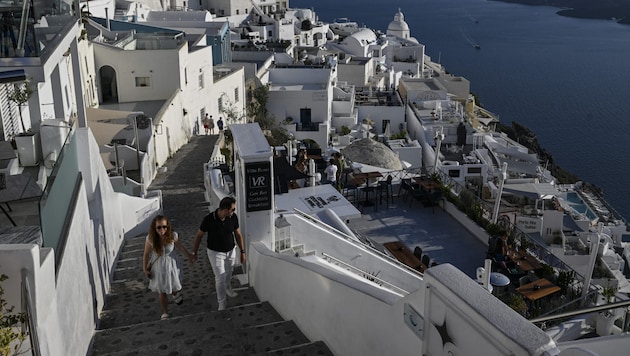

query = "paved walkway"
[{"left": 90, "top": 134, "right": 332, "bottom": 355}]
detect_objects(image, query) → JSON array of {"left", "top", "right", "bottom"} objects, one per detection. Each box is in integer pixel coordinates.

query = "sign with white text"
[{"left": 245, "top": 162, "right": 272, "bottom": 212}]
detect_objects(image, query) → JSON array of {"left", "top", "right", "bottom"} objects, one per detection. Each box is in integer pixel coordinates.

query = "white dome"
[
  {"left": 387, "top": 9, "right": 411, "bottom": 37},
  {"left": 342, "top": 138, "right": 403, "bottom": 171}
]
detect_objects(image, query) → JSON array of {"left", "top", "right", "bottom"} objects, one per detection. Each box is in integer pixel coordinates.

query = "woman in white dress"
[{"left": 143, "top": 215, "right": 194, "bottom": 319}]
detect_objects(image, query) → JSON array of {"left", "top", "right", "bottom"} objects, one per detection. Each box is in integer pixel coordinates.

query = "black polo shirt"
[{"left": 200, "top": 209, "right": 240, "bottom": 252}]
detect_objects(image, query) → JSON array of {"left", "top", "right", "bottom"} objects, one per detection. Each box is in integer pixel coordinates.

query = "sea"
[{"left": 292, "top": 0, "right": 630, "bottom": 221}]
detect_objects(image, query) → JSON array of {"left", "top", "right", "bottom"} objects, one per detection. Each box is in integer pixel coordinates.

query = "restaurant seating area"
[{"left": 482, "top": 241, "right": 580, "bottom": 319}]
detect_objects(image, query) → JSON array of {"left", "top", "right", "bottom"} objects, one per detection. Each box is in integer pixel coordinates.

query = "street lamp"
[
  {"left": 491, "top": 162, "right": 508, "bottom": 224},
  {"left": 432, "top": 127, "right": 444, "bottom": 174}
]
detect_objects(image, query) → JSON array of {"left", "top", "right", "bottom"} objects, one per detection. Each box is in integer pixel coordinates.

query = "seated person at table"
[{"left": 488, "top": 234, "right": 511, "bottom": 270}]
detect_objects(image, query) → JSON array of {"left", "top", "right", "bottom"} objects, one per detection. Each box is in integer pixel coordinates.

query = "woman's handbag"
[{"left": 146, "top": 254, "right": 160, "bottom": 278}]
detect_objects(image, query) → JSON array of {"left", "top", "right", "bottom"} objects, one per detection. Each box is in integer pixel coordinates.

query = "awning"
[{"left": 502, "top": 183, "right": 559, "bottom": 200}]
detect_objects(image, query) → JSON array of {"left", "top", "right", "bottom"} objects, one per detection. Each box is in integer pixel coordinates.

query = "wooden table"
[
  {"left": 516, "top": 278, "right": 560, "bottom": 301},
  {"left": 383, "top": 241, "right": 424, "bottom": 272},
  {"left": 414, "top": 177, "right": 440, "bottom": 191},
  {"left": 353, "top": 171, "right": 383, "bottom": 180},
  {"left": 508, "top": 249, "right": 543, "bottom": 272}
]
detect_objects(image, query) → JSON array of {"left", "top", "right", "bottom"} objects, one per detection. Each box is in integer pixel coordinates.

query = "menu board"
[{"left": 245, "top": 161, "right": 272, "bottom": 212}]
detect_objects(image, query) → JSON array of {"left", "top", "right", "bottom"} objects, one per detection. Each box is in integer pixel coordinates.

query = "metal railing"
[
  {"left": 21, "top": 268, "right": 40, "bottom": 356},
  {"left": 530, "top": 298, "right": 630, "bottom": 330},
  {"left": 321, "top": 252, "right": 409, "bottom": 295}
]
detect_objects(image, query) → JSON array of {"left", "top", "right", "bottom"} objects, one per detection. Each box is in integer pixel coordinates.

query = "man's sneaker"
[
  {"left": 226, "top": 288, "right": 238, "bottom": 298},
  {"left": 218, "top": 302, "right": 227, "bottom": 311}
]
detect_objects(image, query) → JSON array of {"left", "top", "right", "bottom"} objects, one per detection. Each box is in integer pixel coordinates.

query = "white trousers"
[{"left": 206, "top": 247, "right": 235, "bottom": 308}]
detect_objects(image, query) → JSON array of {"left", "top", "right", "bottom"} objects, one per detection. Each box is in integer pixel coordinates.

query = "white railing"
[{"left": 321, "top": 252, "right": 409, "bottom": 295}]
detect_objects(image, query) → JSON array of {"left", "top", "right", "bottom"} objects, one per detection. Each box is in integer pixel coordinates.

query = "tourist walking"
[
  {"left": 217, "top": 117, "right": 224, "bottom": 131},
  {"left": 202, "top": 114, "right": 214, "bottom": 135},
  {"left": 143, "top": 215, "right": 195, "bottom": 320},
  {"left": 192, "top": 197, "right": 246, "bottom": 311},
  {"left": 324, "top": 158, "right": 338, "bottom": 186}
]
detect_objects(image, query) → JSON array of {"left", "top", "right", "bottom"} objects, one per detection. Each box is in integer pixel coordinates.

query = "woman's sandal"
[{"left": 173, "top": 293, "right": 183, "bottom": 305}]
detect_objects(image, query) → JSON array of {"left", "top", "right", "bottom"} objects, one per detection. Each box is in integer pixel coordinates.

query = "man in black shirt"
[{"left": 192, "top": 196, "right": 246, "bottom": 310}]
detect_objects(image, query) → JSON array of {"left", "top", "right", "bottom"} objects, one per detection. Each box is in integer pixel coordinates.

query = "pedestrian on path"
[
  {"left": 217, "top": 117, "right": 224, "bottom": 131},
  {"left": 143, "top": 215, "right": 195, "bottom": 320},
  {"left": 192, "top": 196, "right": 246, "bottom": 311},
  {"left": 203, "top": 114, "right": 215, "bottom": 135}
]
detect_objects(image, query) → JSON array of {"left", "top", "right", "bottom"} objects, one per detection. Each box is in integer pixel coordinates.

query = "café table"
[
  {"left": 0, "top": 173, "right": 42, "bottom": 226},
  {"left": 383, "top": 241, "right": 424, "bottom": 272},
  {"left": 508, "top": 249, "right": 543, "bottom": 272},
  {"left": 490, "top": 272, "right": 510, "bottom": 287},
  {"left": 414, "top": 177, "right": 440, "bottom": 191},
  {"left": 353, "top": 172, "right": 382, "bottom": 210},
  {"left": 516, "top": 278, "right": 560, "bottom": 301}
]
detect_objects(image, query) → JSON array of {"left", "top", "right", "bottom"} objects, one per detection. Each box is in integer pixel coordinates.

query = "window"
[
  {"left": 234, "top": 87, "right": 239, "bottom": 102},
  {"left": 184, "top": 67, "right": 188, "bottom": 85},
  {"left": 198, "top": 68, "right": 204, "bottom": 89},
  {"left": 218, "top": 97, "right": 223, "bottom": 112},
  {"left": 236, "top": 9, "right": 239, "bottom": 15},
  {"left": 468, "top": 167, "right": 481, "bottom": 174},
  {"left": 382, "top": 119, "right": 390, "bottom": 133},
  {"left": 135, "top": 76, "right": 151, "bottom": 87},
  {"left": 448, "top": 170, "right": 461, "bottom": 178}
]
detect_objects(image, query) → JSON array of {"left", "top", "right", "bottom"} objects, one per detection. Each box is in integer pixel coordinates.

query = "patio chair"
[
  {"left": 413, "top": 246, "right": 423, "bottom": 261},
  {"left": 377, "top": 175, "right": 394, "bottom": 208}
]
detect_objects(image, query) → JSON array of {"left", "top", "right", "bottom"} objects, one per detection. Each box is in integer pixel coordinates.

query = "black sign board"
[{"left": 245, "top": 161, "right": 272, "bottom": 212}]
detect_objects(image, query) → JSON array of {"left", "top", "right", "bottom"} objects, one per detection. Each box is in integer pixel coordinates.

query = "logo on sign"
[{"left": 250, "top": 175, "right": 267, "bottom": 188}]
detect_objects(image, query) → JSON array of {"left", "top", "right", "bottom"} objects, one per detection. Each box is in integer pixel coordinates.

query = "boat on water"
[
  {"left": 1, "top": 3, "right": 629, "bottom": 356},
  {"left": 474, "top": 43, "right": 481, "bottom": 49}
]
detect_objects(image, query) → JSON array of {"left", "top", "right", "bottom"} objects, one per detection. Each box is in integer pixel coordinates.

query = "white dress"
[{"left": 147, "top": 232, "right": 182, "bottom": 294}]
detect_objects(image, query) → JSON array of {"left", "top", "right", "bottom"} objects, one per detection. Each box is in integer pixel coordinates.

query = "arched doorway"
[{"left": 99, "top": 65, "right": 118, "bottom": 103}]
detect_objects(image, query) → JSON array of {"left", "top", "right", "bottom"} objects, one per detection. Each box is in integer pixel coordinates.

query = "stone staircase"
[{"left": 89, "top": 136, "right": 332, "bottom": 355}]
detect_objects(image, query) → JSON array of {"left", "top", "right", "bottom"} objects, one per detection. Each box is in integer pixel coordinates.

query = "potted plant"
[
  {"left": 8, "top": 80, "right": 41, "bottom": 166},
  {"left": 596, "top": 284, "right": 619, "bottom": 336}
]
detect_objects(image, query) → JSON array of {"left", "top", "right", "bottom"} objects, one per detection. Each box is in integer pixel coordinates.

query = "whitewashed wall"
[{"left": 93, "top": 45, "right": 183, "bottom": 102}]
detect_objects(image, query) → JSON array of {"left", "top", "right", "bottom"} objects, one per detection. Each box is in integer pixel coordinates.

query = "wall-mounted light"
[{"left": 131, "top": 70, "right": 135, "bottom": 73}]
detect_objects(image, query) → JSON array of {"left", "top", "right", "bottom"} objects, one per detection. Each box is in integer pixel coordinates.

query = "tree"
[
  {"left": 7, "top": 81, "right": 34, "bottom": 134},
  {"left": 0, "top": 274, "right": 28, "bottom": 355},
  {"left": 218, "top": 93, "right": 246, "bottom": 124},
  {"left": 247, "top": 84, "right": 275, "bottom": 130}
]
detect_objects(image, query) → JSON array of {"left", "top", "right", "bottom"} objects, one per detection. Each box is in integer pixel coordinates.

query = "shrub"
[{"left": 0, "top": 274, "right": 28, "bottom": 355}]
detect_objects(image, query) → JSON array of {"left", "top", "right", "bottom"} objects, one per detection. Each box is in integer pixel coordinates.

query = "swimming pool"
[{"left": 565, "top": 192, "right": 598, "bottom": 220}]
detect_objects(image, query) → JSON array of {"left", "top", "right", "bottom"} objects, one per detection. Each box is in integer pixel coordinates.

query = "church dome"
[
  {"left": 342, "top": 138, "right": 403, "bottom": 171},
  {"left": 387, "top": 9, "right": 410, "bottom": 32}
]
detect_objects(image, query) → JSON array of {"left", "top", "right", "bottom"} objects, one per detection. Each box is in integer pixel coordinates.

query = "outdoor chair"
[
  {"left": 377, "top": 175, "right": 394, "bottom": 208},
  {"left": 421, "top": 254, "right": 431, "bottom": 268},
  {"left": 413, "top": 246, "right": 423, "bottom": 261}
]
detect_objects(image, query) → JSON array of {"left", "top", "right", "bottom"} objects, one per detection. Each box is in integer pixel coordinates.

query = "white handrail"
[{"left": 321, "top": 252, "right": 409, "bottom": 295}]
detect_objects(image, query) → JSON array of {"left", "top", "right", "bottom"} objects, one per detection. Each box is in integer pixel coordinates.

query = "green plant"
[
  {"left": 220, "top": 147, "right": 232, "bottom": 167},
  {"left": 556, "top": 270, "right": 575, "bottom": 293},
  {"left": 602, "top": 284, "right": 618, "bottom": 304},
  {"left": 535, "top": 263, "right": 555, "bottom": 280},
  {"left": 7, "top": 81, "right": 34, "bottom": 134},
  {"left": 507, "top": 294, "right": 528, "bottom": 317},
  {"left": 0, "top": 274, "right": 28, "bottom": 355},
  {"left": 340, "top": 126, "right": 351, "bottom": 135}
]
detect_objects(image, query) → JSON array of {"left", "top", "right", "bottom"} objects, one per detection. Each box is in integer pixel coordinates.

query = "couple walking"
[{"left": 142, "top": 196, "right": 246, "bottom": 319}]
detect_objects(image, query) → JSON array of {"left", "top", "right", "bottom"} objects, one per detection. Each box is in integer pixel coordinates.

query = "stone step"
[
  {"left": 92, "top": 302, "right": 285, "bottom": 354},
  {"left": 98, "top": 287, "right": 259, "bottom": 329}
]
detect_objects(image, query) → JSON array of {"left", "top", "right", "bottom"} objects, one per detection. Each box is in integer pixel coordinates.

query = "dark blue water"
[{"left": 293, "top": 0, "right": 630, "bottom": 220}]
